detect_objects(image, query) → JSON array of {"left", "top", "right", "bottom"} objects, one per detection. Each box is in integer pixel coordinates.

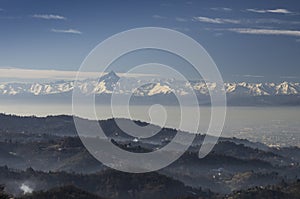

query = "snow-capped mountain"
[
  {"left": 1, "top": 72, "right": 300, "bottom": 98},
  {"left": 133, "top": 83, "right": 172, "bottom": 96}
]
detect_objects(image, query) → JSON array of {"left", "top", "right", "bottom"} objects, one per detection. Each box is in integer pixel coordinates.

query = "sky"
[{"left": 0, "top": 0, "right": 300, "bottom": 82}]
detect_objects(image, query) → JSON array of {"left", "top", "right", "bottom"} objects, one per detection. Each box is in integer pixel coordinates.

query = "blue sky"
[{"left": 0, "top": 0, "right": 300, "bottom": 82}]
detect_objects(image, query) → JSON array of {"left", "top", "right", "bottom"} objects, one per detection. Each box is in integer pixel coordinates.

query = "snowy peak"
[
  {"left": 99, "top": 71, "right": 120, "bottom": 82},
  {"left": 91, "top": 71, "right": 120, "bottom": 94},
  {"left": 133, "top": 83, "right": 172, "bottom": 96},
  {"left": 275, "top": 82, "right": 299, "bottom": 95},
  {"left": 0, "top": 73, "right": 300, "bottom": 97}
]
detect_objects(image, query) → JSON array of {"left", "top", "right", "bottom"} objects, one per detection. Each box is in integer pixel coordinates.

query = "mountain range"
[{"left": 1, "top": 71, "right": 300, "bottom": 105}]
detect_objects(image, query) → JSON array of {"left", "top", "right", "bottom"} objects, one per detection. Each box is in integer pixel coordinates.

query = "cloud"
[
  {"left": 246, "top": 8, "right": 292, "bottom": 14},
  {"left": 210, "top": 7, "right": 232, "bottom": 12},
  {"left": 0, "top": 68, "right": 157, "bottom": 82},
  {"left": 199, "top": 17, "right": 300, "bottom": 26},
  {"left": 152, "top": 15, "right": 166, "bottom": 19},
  {"left": 0, "top": 16, "right": 18, "bottom": 19},
  {"left": 0, "top": 68, "right": 91, "bottom": 81},
  {"left": 0, "top": 8, "right": 4, "bottom": 11},
  {"left": 214, "top": 32, "right": 223, "bottom": 37},
  {"left": 51, "top": 28, "right": 82, "bottom": 34},
  {"left": 228, "top": 28, "right": 300, "bottom": 37},
  {"left": 297, "top": 39, "right": 300, "bottom": 42},
  {"left": 252, "top": 18, "right": 300, "bottom": 25},
  {"left": 32, "top": 14, "right": 66, "bottom": 20},
  {"left": 243, "top": 75, "right": 264, "bottom": 78},
  {"left": 175, "top": 17, "right": 187, "bottom": 22},
  {"left": 194, "top": 16, "right": 240, "bottom": 24}
]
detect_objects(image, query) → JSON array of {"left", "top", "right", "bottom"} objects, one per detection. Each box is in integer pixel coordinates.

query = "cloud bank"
[
  {"left": 246, "top": 8, "right": 292, "bottom": 14},
  {"left": 229, "top": 28, "right": 300, "bottom": 37},
  {"left": 194, "top": 16, "right": 240, "bottom": 24},
  {"left": 0, "top": 68, "right": 157, "bottom": 82},
  {"left": 51, "top": 28, "right": 82, "bottom": 34},
  {"left": 210, "top": 7, "right": 232, "bottom": 12},
  {"left": 32, "top": 14, "right": 66, "bottom": 20}
]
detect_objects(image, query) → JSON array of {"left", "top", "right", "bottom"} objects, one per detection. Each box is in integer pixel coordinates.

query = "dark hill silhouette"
[
  {"left": 19, "top": 185, "right": 106, "bottom": 199},
  {"left": 1, "top": 114, "right": 300, "bottom": 197}
]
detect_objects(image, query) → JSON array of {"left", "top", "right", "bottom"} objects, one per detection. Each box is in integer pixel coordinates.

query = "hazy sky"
[{"left": 1, "top": 0, "right": 300, "bottom": 82}]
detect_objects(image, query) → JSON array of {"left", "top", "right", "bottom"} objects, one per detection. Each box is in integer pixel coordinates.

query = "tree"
[{"left": 0, "top": 185, "right": 9, "bottom": 199}]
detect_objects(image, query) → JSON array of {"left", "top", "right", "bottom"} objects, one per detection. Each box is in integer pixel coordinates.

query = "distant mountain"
[{"left": 1, "top": 72, "right": 300, "bottom": 105}]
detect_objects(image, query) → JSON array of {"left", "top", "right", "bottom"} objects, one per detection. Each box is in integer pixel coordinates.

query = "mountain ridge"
[{"left": 1, "top": 72, "right": 300, "bottom": 97}]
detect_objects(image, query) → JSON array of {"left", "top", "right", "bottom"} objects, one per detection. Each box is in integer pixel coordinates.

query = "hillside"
[{"left": 0, "top": 114, "right": 300, "bottom": 198}]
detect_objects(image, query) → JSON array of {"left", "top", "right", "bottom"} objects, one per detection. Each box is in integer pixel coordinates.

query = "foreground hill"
[
  {"left": 3, "top": 176, "right": 300, "bottom": 199},
  {"left": 0, "top": 167, "right": 211, "bottom": 199},
  {"left": 226, "top": 180, "right": 300, "bottom": 199},
  {"left": 0, "top": 114, "right": 300, "bottom": 194},
  {"left": 19, "top": 185, "right": 106, "bottom": 199},
  {"left": 0, "top": 114, "right": 300, "bottom": 197}
]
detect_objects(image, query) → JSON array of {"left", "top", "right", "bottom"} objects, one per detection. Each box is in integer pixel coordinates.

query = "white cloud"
[
  {"left": 228, "top": 28, "right": 300, "bottom": 37},
  {"left": 152, "top": 15, "right": 166, "bottom": 19},
  {"left": 0, "top": 68, "right": 158, "bottom": 82},
  {"left": 211, "top": 7, "right": 232, "bottom": 12},
  {"left": 243, "top": 75, "right": 264, "bottom": 78},
  {"left": 246, "top": 8, "right": 292, "bottom": 14},
  {"left": 199, "top": 17, "right": 300, "bottom": 26},
  {"left": 214, "top": 32, "right": 223, "bottom": 37},
  {"left": 175, "top": 17, "right": 187, "bottom": 22},
  {"left": 32, "top": 14, "right": 66, "bottom": 20},
  {"left": 0, "top": 68, "right": 87, "bottom": 81},
  {"left": 194, "top": 16, "right": 240, "bottom": 24},
  {"left": 252, "top": 18, "right": 300, "bottom": 25},
  {"left": 51, "top": 28, "right": 82, "bottom": 34}
]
